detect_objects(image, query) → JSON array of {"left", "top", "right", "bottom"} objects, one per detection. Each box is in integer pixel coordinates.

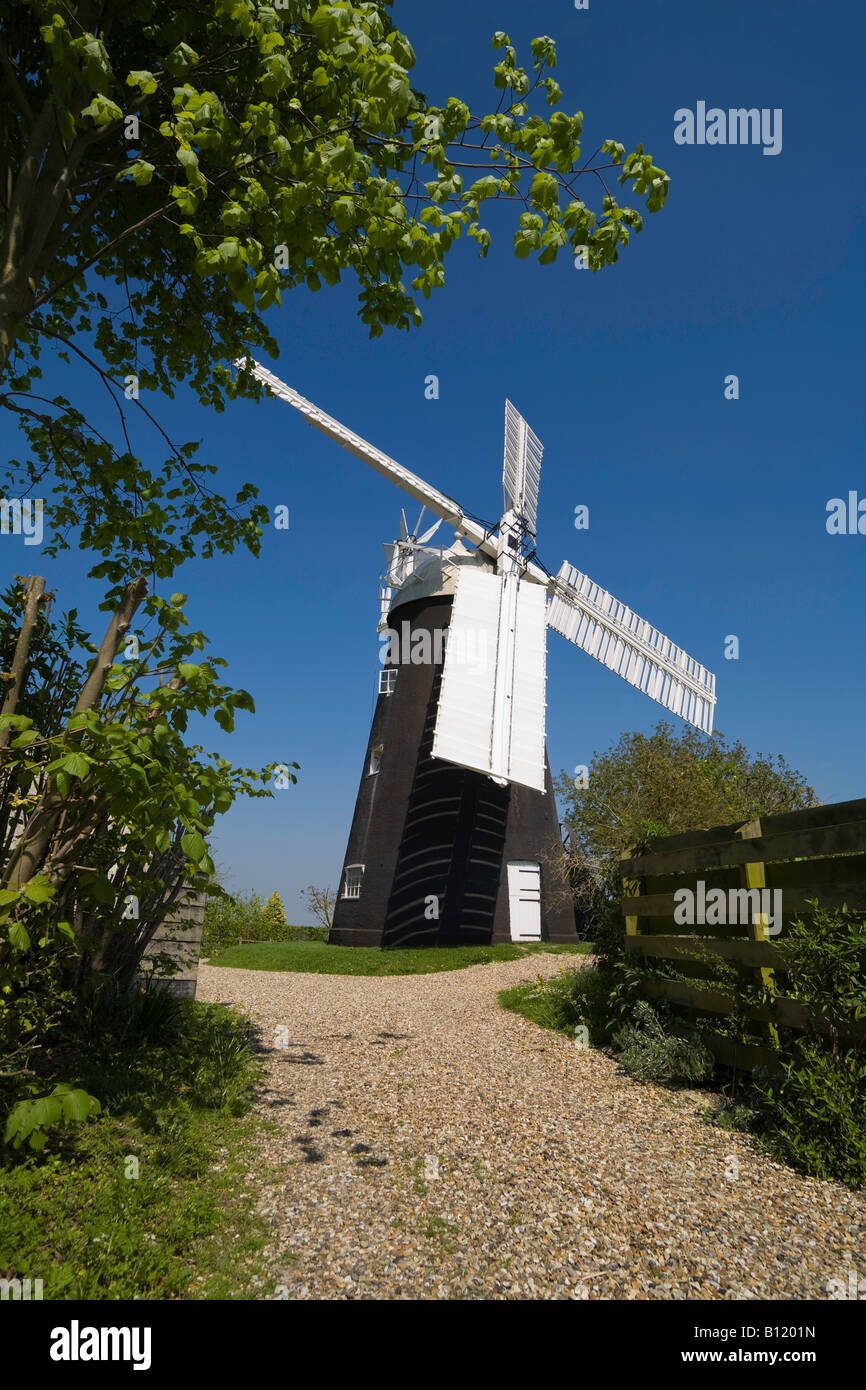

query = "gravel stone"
[{"left": 196, "top": 955, "right": 865, "bottom": 1300}]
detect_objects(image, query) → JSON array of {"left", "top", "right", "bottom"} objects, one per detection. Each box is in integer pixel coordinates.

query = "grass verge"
[
  {"left": 0, "top": 996, "right": 276, "bottom": 1299},
  {"left": 208, "top": 940, "right": 591, "bottom": 975}
]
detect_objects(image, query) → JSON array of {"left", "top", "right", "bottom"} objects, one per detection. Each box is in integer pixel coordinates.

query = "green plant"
[
  {"left": 754, "top": 1040, "right": 866, "bottom": 1188},
  {"left": 499, "top": 963, "right": 610, "bottom": 1042},
  {"left": 612, "top": 1000, "right": 715, "bottom": 1084},
  {"left": 747, "top": 902, "right": 866, "bottom": 1188},
  {"left": 556, "top": 721, "right": 818, "bottom": 939},
  {"left": 263, "top": 891, "right": 287, "bottom": 928},
  {"left": 0, "top": 578, "right": 286, "bottom": 1036},
  {"left": 0, "top": 996, "right": 271, "bottom": 1298},
  {"left": 2, "top": 9, "right": 670, "bottom": 601},
  {"left": 3, "top": 1083, "right": 101, "bottom": 1153},
  {"left": 776, "top": 902, "right": 866, "bottom": 1055}
]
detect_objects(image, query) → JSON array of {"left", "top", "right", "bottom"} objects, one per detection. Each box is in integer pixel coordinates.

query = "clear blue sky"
[{"left": 11, "top": 0, "right": 866, "bottom": 919}]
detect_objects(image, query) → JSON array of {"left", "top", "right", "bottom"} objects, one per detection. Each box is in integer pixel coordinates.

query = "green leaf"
[
  {"left": 127, "top": 69, "right": 158, "bottom": 94},
  {"left": 127, "top": 159, "right": 155, "bottom": 186},
  {"left": 165, "top": 42, "right": 199, "bottom": 75},
  {"left": 7, "top": 921, "right": 30, "bottom": 951},
  {"left": 60, "top": 1088, "right": 101, "bottom": 1123},
  {"left": 181, "top": 830, "right": 207, "bottom": 863},
  {"left": 23, "top": 877, "right": 54, "bottom": 904},
  {"left": 11, "top": 730, "right": 40, "bottom": 748},
  {"left": 60, "top": 752, "right": 90, "bottom": 779}
]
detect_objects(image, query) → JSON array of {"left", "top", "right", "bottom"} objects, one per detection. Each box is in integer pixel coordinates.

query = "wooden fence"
[
  {"left": 620, "top": 797, "right": 866, "bottom": 1072},
  {"left": 138, "top": 885, "right": 206, "bottom": 998}
]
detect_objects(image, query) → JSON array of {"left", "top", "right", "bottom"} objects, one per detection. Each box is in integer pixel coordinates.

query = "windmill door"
[{"left": 507, "top": 861, "right": 542, "bottom": 941}]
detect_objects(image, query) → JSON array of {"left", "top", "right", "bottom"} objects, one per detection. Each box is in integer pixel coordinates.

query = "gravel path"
[{"left": 196, "top": 955, "right": 864, "bottom": 1300}]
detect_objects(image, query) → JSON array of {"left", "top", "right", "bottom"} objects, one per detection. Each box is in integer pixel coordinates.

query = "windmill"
[{"left": 236, "top": 359, "right": 717, "bottom": 947}]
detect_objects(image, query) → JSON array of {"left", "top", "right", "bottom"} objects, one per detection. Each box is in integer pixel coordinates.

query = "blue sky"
[{"left": 8, "top": 0, "right": 865, "bottom": 919}]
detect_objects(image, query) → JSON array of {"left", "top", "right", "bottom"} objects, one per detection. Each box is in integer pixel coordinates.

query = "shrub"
[
  {"left": 749, "top": 902, "right": 866, "bottom": 1188},
  {"left": 263, "top": 891, "right": 287, "bottom": 927},
  {"left": 202, "top": 888, "right": 330, "bottom": 953},
  {"left": 613, "top": 1000, "right": 715, "bottom": 1084},
  {"left": 201, "top": 890, "right": 267, "bottom": 952},
  {"left": 753, "top": 1041, "right": 866, "bottom": 1188}
]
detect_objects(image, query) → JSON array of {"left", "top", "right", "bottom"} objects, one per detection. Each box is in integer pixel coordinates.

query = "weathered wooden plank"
[
  {"left": 767, "top": 852, "right": 866, "bottom": 892},
  {"left": 625, "top": 934, "right": 782, "bottom": 967},
  {"left": 758, "top": 797, "right": 866, "bottom": 837},
  {"left": 644, "top": 865, "right": 740, "bottom": 895},
  {"left": 622, "top": 816, "right": 866, "bottom": 879},
  {"left": 624, "top": 881, "right": 866, "bottom": 918},
  {"left": 623, "top": 821, "right": 749, "bottom": 859},
  {"left": 641, "top": 978, "right": 866, "bottom": 1038},
  {"left": 701, "top": 1033, "right": 784, "bottom": 1075}
]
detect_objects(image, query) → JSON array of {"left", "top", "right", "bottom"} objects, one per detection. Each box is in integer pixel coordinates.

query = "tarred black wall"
[{"left": 330, "top": 593, "right": 577, "bottom": 947}]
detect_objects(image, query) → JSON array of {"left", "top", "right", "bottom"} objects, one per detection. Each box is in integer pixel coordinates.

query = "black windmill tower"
[{"left": 238, "top": 360, "right": 717, "bottom": 948}]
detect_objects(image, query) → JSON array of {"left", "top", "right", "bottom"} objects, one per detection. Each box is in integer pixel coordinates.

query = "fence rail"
[{"left": 620, "top": 798, "right": 866, "bottom": 1071}]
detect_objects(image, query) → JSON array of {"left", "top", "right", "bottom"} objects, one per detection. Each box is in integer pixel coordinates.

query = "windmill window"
[
  {"left": 369, "top": 744, "right": 384, "bottom": 775},
  {"left": 342, "top": 864, "right": 364, "bottom": 899},
  {"left": 379, "top": 668, "right": 397, "bottom": 695}
]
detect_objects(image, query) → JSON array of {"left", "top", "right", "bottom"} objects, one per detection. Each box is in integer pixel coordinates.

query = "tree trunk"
[
  {"left": 0, "top": 575, "right": 46, "bottom": 749},
  {"left": 3, "top": 576, "right": 148, "bottom": 887}
]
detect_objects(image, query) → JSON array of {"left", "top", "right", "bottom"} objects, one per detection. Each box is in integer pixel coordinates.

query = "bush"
[
  {"left": 613, "top": 1000, "right": 715, "bottom": 1084},
  {"left": 263, "top": 891, "right": 287, "bottom": 927},
  {"left": 202, "top": 890, "right": 328, "bottom": 953},
  {"left": 749, "top": 902, "right": 866, "bottom": 1188},
  {"left": 500, "top": 963, "right": 614, "bottom": 1044},
  {"left": 753, "top": 1041, "right": 866, "bottom": 1188}
]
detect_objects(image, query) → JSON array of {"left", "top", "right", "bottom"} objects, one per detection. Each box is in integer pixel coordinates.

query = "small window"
[
  {"left": 342, "top": 864, "right": 364, "bottom": 899},
  {"left": 379, "top": 668, "right": 397, "bottom": 695},
  {"left": 368, "top": 744, "right": 384, "bottom": 775}
]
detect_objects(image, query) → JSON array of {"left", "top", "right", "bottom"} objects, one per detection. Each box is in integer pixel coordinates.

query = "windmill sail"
[
  {"left": 547, "top": 562, "right": 717, "bottom": 734},
  {"left": 432, "top": 568, "right": 547, "bottom": 791},
  {"left": 502, "top": 400, "right": 543, "bottom": 542},
  {"left": 235, "top": 357, "right": 498, "bottom": 560}
]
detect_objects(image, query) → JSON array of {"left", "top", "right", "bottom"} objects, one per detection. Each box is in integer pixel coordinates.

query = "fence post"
[
  {"left": 734, "top": 819, "right": 779, "bottom": 1048},
  {"left": 621, "top": 848, "right": 643, "bottom": 942}
]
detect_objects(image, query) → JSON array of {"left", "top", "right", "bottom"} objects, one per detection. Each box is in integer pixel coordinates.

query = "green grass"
[
  {"left": 499, "top": 961, "right": 608, "bottom": 1043},
  {"left": 0, "top": 995, "right": 278, "bottom": 1300},
  {"left": 208, "top": 939, "right": 591, "bottom": 976}
]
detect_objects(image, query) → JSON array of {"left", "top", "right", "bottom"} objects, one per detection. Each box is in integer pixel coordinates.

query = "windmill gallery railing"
[{"left": 619, "top": 798, "right": 866, "bottom": 1071}]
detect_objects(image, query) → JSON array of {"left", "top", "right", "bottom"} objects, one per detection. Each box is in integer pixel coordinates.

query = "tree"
[
  {"left": 263, "top": 889, "right": 287, "bottom": 927},
  {"left": 301, "top": 883, "right": 336, "bottom": 931},
  {"left": 0, "top": 2, "right": 670, "bottom": 593},
  {"left": 554, "top": 721, "right": 819, "bottom": 921},
  {"left": 0, "top": 574, "right": 285, "bottom": 1034}
]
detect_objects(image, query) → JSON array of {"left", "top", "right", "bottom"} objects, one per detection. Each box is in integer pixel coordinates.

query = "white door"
[{"left": 507, "top": 861, "right": 542, "bottom": 941}]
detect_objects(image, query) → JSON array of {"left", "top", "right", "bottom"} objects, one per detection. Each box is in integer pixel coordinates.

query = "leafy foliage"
[
  {"left": 263, "top": 890, "right": 287, "bottom": 927},
  {"left": 1, "top": 3, "right": 669, "bottom": 593},
  {"left": 0, "top": 995, "right": 270, "bottom": 1297},
  {"left": 754, "top": 1042, "right": 866, "bottom": 1188},
  {"left": 750, "top": 903, "right": 866, "bottom": 1187},
  {"left": 500, "top": 963, "right": 611, "bottom": 1044},
  {"left": 4, "top": 1084, "right": 101, "bottom": 1153},
  {"left": 201, "top": 889, "right": 324, "bottom": 952},
  {"left": 0, "top": 577, "right": 286, "bottom": 1104},
  {"left": 612, "top": 1000, "right": 715, "bottom": 1084},
  {"left": 555, "top": 720, "right": 818, "bottom": 932}
]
